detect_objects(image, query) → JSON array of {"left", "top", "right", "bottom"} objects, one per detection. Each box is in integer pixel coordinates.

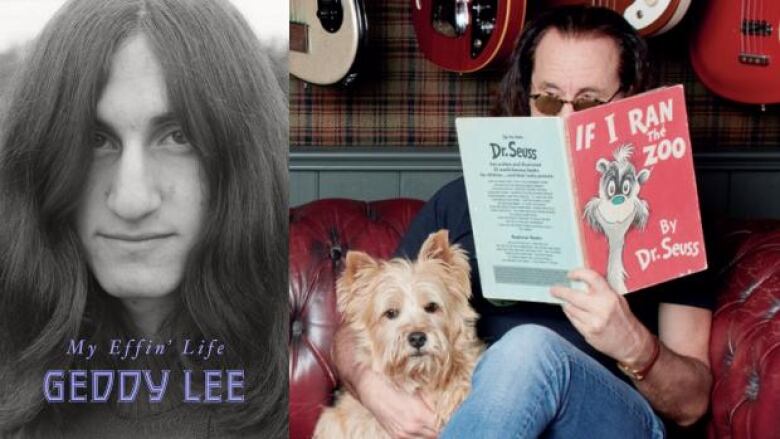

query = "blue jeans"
[{"left": 441, "top": 325, "right": 666, "bottom": 439}]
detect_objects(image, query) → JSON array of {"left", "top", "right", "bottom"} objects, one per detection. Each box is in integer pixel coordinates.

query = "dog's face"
[{"left": 337, "top": 230, "right": 478, "bottom": 387}]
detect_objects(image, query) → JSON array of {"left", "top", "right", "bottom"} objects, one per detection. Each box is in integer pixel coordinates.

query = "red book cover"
[{"left": 565, "top": 85, "right": 707, "bottom": 294}]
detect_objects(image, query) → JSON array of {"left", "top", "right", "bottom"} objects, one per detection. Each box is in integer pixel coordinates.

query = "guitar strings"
[
  {"left": 739, "top": 0, "right": 747, "bottom": 56},
  {"left": 759, "top": 0, "right": 764, "bottom": 57},
  {"left": 748, "top": 0, "right": 753, "bottom": 56}
]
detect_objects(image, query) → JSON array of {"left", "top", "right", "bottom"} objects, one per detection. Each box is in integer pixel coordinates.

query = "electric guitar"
[
  {"left": 290, "top": 0, "right": 368, "bottom": 86},
  {"left": 411, "top": 0, "right": 527, "bottom": 73},
  {"left": 545, "top": 0, "right": 692, "bottom": 37},
  {"left": 689, "top": 0, "right": 780, "bottom": 105}
]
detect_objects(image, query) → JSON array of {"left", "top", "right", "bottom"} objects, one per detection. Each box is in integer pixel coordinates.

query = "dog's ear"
[
  {"left": 342, "top": 250, "right": 378, "bottom": 280},
  {"left": 337, "top": 250, "right": 379, "bottom": 313},
  {"left": 418, "top": 230, "right": 452, "bottom": 263},
  {"left": 419, "top": 230, "right": 472, "bottom": 300}
]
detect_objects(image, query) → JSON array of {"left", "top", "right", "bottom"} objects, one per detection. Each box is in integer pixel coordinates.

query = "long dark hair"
[
  {"left": 495, "top": 5, "right": 651, "bottom": 116},
  {"left": 0, "top": 0, "right": 287, "bottom": 436}
]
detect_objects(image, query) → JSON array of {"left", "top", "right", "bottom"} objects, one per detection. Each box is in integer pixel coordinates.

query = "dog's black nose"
[{"left": 408, "top": 332, "right": 427, "bottom": 349}]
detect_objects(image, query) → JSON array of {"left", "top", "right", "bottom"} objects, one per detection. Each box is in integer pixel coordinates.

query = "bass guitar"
[
  {"left": 689, "top": 0, "right": 780, "bottom": 105},
  {"left": 290, "top": 0, "right": 368, "bottom": 86},
  {"left": 411, "top": 0, "right": 527, "bottom": 73},
  {"left": 544, "top": 0, "right": 691, "bottom": 37}
]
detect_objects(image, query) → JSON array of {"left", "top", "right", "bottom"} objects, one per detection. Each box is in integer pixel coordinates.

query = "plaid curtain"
[{"left": 290, "top": 0, "right": 780, "bottom": 150}]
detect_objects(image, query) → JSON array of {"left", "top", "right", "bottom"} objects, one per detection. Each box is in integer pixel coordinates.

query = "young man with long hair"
[{"left": 0, "top": 0, "right": 287, "bottom": 437}]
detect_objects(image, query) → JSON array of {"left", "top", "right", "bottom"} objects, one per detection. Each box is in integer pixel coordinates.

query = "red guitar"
[
  {"left": 411, "top": 0, "right": 527, "bottom": 73},
  {"left": 544, "top": 0, "right": 692, "bottom": 37},
  {"left": 689, "top": 0, "right": 780, "bottom": 105}
]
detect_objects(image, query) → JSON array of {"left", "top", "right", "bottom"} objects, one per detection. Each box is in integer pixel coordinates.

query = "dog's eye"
[
  {"left": 424, "top": 302, "right": 440, "bottom": 313},
  {"left": 383, "top": 309, "right": 399, "bottom": 319}
]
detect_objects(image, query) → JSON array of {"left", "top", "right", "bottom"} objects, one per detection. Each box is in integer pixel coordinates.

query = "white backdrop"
[{"left": 0, "top": 0, "right": 287, "bottom": 52}]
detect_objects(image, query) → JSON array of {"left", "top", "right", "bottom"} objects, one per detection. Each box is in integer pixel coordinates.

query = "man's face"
[
  {"left": 76, "top": 34, "right": 205, "bottom": 301},
  {"left": 529, "top": 29, "right": 622, "bottom": 117}
]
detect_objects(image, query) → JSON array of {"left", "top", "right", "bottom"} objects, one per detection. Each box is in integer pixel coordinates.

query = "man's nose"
[
  {"left": 558, "top": 102, "right": 575, "bottom": 118},
  {"left": 106, "top": 144, "right": 162, "bottom": 221}
]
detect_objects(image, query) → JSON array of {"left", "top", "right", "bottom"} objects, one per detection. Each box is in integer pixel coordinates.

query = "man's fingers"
[
  {"left": 561, "top": 300, "right": 589, "bottom": 325},
  {"left": 400, "top": 423, "right": 437, "bottom": 439},
  {"left": 415, "top": 389, "right": 436, "bottom": 412},
  {"left": 419, "top": 426, "right": 439, "bottom": 439},
  {"left": 550, "top": 285, "right": 591, "bottom": 311},
  {"left": 567, "top": 268, "right": 612, "bottom": 294}
]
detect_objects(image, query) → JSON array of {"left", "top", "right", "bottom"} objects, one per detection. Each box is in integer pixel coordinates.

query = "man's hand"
[
  {"left": 550, "top": 268, "right": 654, "bottom": 367},
  {"left": 356, "top": 370, "right": 439, "bottom": 439}
]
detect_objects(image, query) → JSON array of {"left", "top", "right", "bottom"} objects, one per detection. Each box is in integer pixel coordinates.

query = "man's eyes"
[
  {"left": 88, "top": 128, "right": 192, "bottom": 150},
  {"left": 90, "top": 132, "right": 115, "bottom": 150},
  {"left": 161, "top": 128, "right": 190, "bottom": 147}
]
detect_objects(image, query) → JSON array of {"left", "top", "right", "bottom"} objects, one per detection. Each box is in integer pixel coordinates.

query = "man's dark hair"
[{"left": 494, "top": 5, "right": 651, "bottom": 116}]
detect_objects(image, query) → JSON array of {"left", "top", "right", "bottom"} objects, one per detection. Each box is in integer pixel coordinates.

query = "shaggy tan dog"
[{"left": 314, "top": 230, "right": 483, "bottom": 438}]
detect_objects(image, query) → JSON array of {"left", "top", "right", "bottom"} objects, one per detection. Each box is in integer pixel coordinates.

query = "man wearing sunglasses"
[{"left": 333, "top": 6, "right": 713, "bottom": 439}]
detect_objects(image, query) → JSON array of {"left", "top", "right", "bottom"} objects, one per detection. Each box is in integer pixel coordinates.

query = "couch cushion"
[{"left": 708, "top": 224, "right": 780, "bottom": 439}]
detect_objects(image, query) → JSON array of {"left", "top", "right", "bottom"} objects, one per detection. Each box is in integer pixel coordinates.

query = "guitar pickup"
[
  {"left": 470, "top": 0, "right": 497, "bottom": 58},
  {"left": 316, "top": 0, "right": 343, "bottom": 33},
  {"left": 739, "top": 53, "right": 770, "bottom": 66},
  {"left": 741, "top": 20, "right": 772, "bottom": 36}
]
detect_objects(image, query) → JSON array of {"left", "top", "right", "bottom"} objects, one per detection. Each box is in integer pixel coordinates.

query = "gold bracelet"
[{"left": 617, "top": 336, "right": 661, "bottom": 381}]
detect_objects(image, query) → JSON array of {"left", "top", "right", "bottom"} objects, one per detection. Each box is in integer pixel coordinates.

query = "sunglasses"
[{"left": 530, "top": 89, "right": 622, "bottom": 115}]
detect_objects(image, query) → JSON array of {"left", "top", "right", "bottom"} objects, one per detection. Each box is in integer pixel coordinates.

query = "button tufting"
[
  {"left": 365, "top": 205, "right": 378, "bottom": 221},
  {"left": 330, "top": 245, "right": 343, "bottom": 261},
  {"left": 745, "top": 369, "right": 760, "bottom": 401},
  {"left": 722, "top": 350, "right": 734, "bottom": 369},
  {"left": 739, "top": 281, "right": 760, "bottom": 301},
  {"left": 765, "top": 298, "right": 780, "bottom": 319},
  {"left": 292, "top": 320, "right": 304, "bottom": 337}
]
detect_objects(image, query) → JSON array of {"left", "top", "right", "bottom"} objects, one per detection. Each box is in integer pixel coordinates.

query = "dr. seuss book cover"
[{"left": 456, "top": 85, "right": 707, "bottom": 303}]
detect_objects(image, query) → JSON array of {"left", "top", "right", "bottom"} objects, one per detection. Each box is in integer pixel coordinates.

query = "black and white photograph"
[{"left": 0, "top": 0, "right": 288, "bottom": 437}]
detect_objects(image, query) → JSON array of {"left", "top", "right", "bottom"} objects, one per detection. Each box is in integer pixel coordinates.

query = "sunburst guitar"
[
  {"left": 689, "top": 0, "right": 780, "bottom": 105},
  {"left": 545, "top": 0, "right": 692, "bottom": 36},
  {"left": 411, "top": 0, "right": 527, "bottom": 73},
  {"left": 290, "top": 0, "right": 368, "bottom": 86}
]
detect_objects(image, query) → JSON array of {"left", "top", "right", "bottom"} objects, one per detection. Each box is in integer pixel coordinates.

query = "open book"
[{"left": 456, "top": 85, "right": 707, "bottom": 303}]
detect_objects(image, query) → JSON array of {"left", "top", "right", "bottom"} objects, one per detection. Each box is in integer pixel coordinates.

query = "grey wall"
[
  {"left": 290, "top": 149, "right": 462, "bottom": 205},
  {"left": 290, "top": 148, "right": 780, "bottom": 219}
]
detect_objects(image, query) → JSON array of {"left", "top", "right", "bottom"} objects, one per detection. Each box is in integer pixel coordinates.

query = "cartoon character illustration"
[{"left": 583, "top": 145, "right": 651, "bottom": 294}]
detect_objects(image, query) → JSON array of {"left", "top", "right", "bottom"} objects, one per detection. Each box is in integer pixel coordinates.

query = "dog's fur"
[{"left": 314, "top": 230, "right": 483, "bottom": 438}]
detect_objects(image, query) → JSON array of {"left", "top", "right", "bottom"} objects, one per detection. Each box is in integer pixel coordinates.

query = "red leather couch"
[{"left": 289, "top": 198, "right": 780, "bottom": 439}]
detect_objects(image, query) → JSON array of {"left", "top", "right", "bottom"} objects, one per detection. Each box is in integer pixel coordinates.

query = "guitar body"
[
  {"left": 689, "top": 0, "right": 780, "bottom": 105},
  {"left": 290, "top": 0, "right": 368, "bottom": 86},
  {"left": 412, "top": 0, "right": 526, "bottom": 73},
  {"left": 544, "top": 0, "right": 691, "bottom": 36}
]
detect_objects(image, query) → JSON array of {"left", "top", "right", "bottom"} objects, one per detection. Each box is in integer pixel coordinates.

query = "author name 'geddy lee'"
[{"left": 44, "top": 338, "right": 244, "bottom": 403}]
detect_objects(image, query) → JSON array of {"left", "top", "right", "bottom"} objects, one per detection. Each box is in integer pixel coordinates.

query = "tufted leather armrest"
[
  {"left": 288, "top": 198, "right": 424, "bottom": 439},
  {"left": 708, "top": 223, "right": 780, "bottom": 439}
]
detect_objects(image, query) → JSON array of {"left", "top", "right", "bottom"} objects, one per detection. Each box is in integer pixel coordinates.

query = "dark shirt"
[{"left": 396, "top": 177, "right": 714, "bottom": 380}]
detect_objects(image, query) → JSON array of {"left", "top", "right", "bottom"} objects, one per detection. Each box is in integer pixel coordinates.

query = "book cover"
[
  {"left": 456, "top": 117, "right": 585, "bottom": 303},
  {"left": 567, "top": 85, "right": 707, "bottom": 294},
  {"left": 456, "top": 85, "right": 706, "bottom": 302},
  {"left": 0, "top": 1, "right": 289, "bottom": 437}
]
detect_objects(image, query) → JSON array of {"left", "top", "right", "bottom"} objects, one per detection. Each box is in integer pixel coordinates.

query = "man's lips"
[{"left": 97, "top": 232, "right": 175, "bottom": 242}]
